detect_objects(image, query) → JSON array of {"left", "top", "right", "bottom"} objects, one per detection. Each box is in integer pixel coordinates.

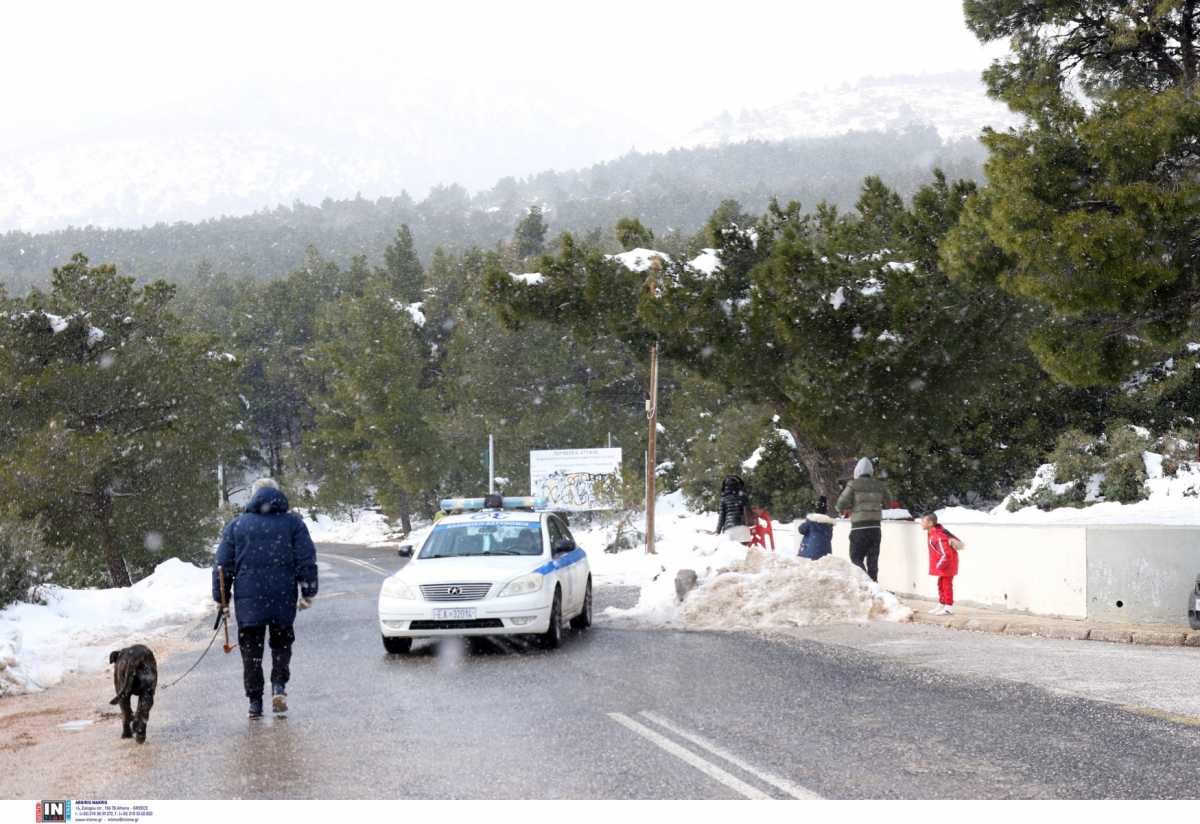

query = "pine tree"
[
  {"left": 0, "top": 255, "right": 238, "bottom": 586},
  {"left": 615, "top": 217, "right": 654, "bottom": 251},
  {"left": 309, "top": 270, "right": 440, "bottom": 533},
  {"left": 944, "top": 1, "right": 1200, "bottom": 386},
  {"left": 490, "top": 176, "right": 1049, "bottom": 505},
  {"left": 379, "top": 225, "right": 424, "bottom": 303},
  {"left": 513, "top": 206, "right": 549, "bottom": 258}
]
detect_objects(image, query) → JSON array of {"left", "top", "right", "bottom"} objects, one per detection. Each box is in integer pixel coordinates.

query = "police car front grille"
[
  {"left": 409, "top": 619, "right": 504, "bottom": 630},
  {"left": 419, "top": 583, "right": 492, "bottom": 601}
]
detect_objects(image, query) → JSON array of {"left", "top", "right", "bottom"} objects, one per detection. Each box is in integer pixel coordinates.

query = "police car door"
[
  {"left": 557, "top": 517, "right": 586, "bottom": 613},
  {"left": 546, "top": 516, "right": 576, "bottom": 613}
]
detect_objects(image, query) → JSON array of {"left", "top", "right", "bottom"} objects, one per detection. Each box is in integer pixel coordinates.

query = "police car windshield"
[{"left": 420, "top": 519, "right": 543, "bottom": 558}]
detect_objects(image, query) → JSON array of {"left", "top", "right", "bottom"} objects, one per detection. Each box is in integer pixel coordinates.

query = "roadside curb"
[{"left": 909, "top": 608, "right": 1197, "bottom": 649}]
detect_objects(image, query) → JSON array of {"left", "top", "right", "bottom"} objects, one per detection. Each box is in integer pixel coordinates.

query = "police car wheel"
[
  {"left": 382, "top": 635, "right": 412, "bottom": 655},
  {"left": 570, "top": 577, "right": 592, "bottom": 630},
  {"left": 537, "top": 588, "right": 563, "bottom": 650}
]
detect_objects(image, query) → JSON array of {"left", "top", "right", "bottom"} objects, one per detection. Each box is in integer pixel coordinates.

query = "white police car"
[{"left": 378, "top": 496, "right": 591, "bottom": 653}]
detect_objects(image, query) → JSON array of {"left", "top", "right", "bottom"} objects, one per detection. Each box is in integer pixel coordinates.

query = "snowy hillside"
[{"left": 685, "top": 71, "right": 1020, "bottom": 146}]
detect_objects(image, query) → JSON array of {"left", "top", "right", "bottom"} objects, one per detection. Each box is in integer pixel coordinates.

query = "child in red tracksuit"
[{"left": 921, "top": 513, "right": 959, "bottom": 615}]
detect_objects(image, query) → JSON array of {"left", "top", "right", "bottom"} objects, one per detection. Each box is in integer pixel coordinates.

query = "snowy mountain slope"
[
  {"left": 683, "top": 71, "right": 1020, "bottom": 146},
  {"left": 3, "top": 71, "right": 1006, "bottom": 235}
]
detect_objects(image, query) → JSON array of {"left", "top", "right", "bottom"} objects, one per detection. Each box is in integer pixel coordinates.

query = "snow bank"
[
  {"left": 579, "top": 491, "right": 910, "bottom": 629},
  {"left": 680, "top": 553, "right": 911, "bottom": 629},
  {"left": 299, "top": 508, "right": 395, "bottom": 545},
  {"left": 0, "top": 559, "right": 212, "bottom": 695},
  {"left": 941, "top": 453, "right": 1200, "bottom": 526}
]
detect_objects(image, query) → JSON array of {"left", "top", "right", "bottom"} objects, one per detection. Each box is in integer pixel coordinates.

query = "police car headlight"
[
  {"left": 381, "top": 577, "right": 417, "bottom": 600},
  {"left": 499, "top": 573, "right": 543, "bottom": 598}
]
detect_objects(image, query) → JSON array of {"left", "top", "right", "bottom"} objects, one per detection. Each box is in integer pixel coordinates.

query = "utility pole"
[
  {"left": 217, "top": 462, "right": 224, "bottom": 510},
  {"left": 645, "top": 342, "right": 658, "bottom": 554}
]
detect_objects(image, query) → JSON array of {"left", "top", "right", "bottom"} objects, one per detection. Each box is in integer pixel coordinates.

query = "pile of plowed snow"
[
  {"left": 680, "top": 551, "right": 911, "bottom": 629},
  {"left": 601, "top": 537, "right": 911, "bottom": 629},
  {"left": 0, "top": 558, "right": 211, "bottom": 694}
]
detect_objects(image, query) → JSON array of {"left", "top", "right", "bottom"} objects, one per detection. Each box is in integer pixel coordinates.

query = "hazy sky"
[
  {"left": 3, "top": 0, "right": 1007, "bottom": 231},
  {"left": 6, "top": 0, "right": 1002, "bottom": 139}
]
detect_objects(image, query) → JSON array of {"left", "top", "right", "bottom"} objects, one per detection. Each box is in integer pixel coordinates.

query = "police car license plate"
[{"left": 433, "top": 608, "right": 476, "bottom": 620}]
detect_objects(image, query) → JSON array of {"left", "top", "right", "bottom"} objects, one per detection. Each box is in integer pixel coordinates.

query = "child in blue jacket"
[{"left": 798, "top": 496, "right": 836, "bottom": 560}]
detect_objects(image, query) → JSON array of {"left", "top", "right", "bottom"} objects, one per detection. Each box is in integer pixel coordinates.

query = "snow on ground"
[
  {"left": 299, "top": 508, "right": 396, "bottom": 545},
  {"left": 940, "top": 453, "right": 1200, "bottom": 526},
  {"left": 577, "top": 491, "right": 911, "bottom": 629},
  {"left": 0, "top": 559, "right": 212, "bottom": 695},
  {"left": 509, "top": 272, "right": 545, "bottom": 286},
  {"left": 607, "top": 248, "right": 672, "bottom": 272},
  {"left": 680, "top": 552, "right": 911, "bottom": 630}
]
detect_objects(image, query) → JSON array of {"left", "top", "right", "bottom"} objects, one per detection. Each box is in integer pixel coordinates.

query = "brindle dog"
[{"left": 109, "top": 644, "right": 158, "bottom": 743}]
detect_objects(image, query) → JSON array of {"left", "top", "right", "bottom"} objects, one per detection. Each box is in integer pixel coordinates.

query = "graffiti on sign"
[{"left": 529, "top": 448, "right": 622, "bottom": 511}]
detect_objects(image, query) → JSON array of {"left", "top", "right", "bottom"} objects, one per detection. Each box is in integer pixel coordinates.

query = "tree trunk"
[
  {"left": 97, "top": 489, "right": 131, "bottom": 587},
  {"left": 398, "top": 491, "right": 413, "bottom": 535},
  {"left": 1183, "top": 0, "right": 1197, "bottom": 93},
  {"left": 791, "top": 437, "right": 850, "bottom": 505}
]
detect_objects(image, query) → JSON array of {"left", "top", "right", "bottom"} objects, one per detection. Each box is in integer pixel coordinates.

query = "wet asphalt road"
[{"left": 89, "top": 544, "right": 1200, "bottom": 799}]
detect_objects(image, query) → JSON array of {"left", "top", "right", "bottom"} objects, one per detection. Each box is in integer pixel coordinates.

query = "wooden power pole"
[{"left": 645, "top": 341, "right": 659, "bottom": 554}]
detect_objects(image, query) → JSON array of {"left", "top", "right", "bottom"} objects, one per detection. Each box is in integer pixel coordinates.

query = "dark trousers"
[
  {"left": 238, "top": 623, "right": 295, "bottom": 699},
  {"left": 849, "top": 527, "right": 881, "bottom": 582}
]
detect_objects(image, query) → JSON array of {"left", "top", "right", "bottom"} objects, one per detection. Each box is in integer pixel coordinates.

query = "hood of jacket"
[
  {"left": 721, "top": 475, "right": 745, "bottom": 494},
  {"left": 853, "top": 457, "right": 874, "bottom": 479},
  {"left": 245, "top": 486, "right": 290, "bottom": 515},
  {"left": 805, "top": 513, "right": 837, "bottom": 525}
]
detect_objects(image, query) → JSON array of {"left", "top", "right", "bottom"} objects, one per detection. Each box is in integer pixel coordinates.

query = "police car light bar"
[{"left": 440, "top": 496, "right": 546, "bottom": 511}]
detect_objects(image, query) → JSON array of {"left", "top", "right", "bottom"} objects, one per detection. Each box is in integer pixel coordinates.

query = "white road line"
[
  {"left": 320, "top": 552, "right": 388, "bottom": 576},
  {"left": 606, "top": 713, "right": 771, "bottom": 800},
  {"left": 639, "top": 710, "right": 822, "bottom": 800}
]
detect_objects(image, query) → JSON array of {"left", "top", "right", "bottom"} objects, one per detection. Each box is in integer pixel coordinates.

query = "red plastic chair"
[{"left": 749, "top": 511, "right": 775, "bottom": 551}]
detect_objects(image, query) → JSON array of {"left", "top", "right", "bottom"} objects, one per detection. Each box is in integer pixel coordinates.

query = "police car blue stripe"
[{"left": 533, "top": 547, "right": 586, "bottom": 575}]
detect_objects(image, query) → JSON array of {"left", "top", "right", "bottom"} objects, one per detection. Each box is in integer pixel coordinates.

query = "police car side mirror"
[
  {"left": 552, "top": 537, "right": 574, "bottom": 556},
  {"left": 397, "top": 544, "right": 414, "bottom": 558}
]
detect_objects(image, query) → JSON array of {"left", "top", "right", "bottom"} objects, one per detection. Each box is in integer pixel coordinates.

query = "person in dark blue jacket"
[
  {"left": 798, "top": 496, "right": 836, "bottom": 560},
  {"left": 213, "top": 478, "right": 318, "bottom": 718}
]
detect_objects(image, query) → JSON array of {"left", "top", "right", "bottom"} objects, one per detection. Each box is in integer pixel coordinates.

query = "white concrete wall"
[
  {"left": 774, "top": 517, "right": 1197, "bottom": 623},
  {"left": 826, "top": 521, "right": 1090, "bottom": 619},
  {"left": 1085, "top": 527, "right": 1200, "bottom": 624}
]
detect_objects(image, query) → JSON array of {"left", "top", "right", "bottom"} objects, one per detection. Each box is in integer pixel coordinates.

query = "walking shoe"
[
  {"left": 248, "top": 698, "right": 263, "bottom": 718},
  {"left": 271, "top": 684, "right": 287, "bottom": 714},
  {"left": 927, "top": 606, "right": 944, "bottom": 614},
  {"left": 942, "top": 606, "right": 953, "bottom": 615}
]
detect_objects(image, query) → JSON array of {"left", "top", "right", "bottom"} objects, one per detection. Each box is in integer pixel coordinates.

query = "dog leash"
[{"left": 160, "top": 612, "right": 228, "bottom": 691}]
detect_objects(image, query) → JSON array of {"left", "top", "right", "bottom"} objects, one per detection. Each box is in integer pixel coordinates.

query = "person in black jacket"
[{"left": 715, "top": 475, "right": 752, "bottom": 544}]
